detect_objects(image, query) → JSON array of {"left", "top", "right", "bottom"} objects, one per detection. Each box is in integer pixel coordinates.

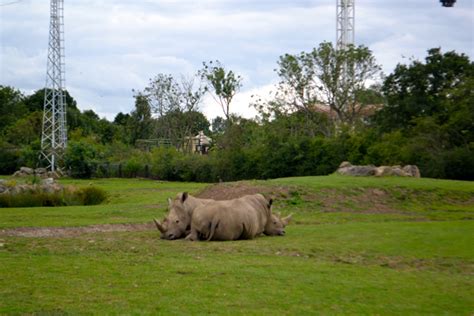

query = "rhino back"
[{"left": 192, "top": 194, "right": 270, "bottom": 241}]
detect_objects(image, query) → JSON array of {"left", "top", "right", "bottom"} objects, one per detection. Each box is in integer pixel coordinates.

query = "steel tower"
[
  {"left": 41, "top": 0, "right": 67, "bottom": 172},
  {"left": 336, "top": 0, "right": 355, "bottom": 51}
]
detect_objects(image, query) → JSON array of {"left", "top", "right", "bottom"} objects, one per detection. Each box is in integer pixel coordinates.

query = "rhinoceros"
[
  {"left": 185, "top": 194, "right": 292, "bottom": 241},
  {"left": 153, "top": 192, "right": 213, "bottom": 240}
]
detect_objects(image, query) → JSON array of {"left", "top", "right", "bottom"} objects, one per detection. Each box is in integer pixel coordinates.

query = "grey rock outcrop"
[
  {"left": 12, "top": 167, "right": 61, "bottom": 179},
  {"left": 337, "top": 161, "right": 421, "bottom": 178},
  {"left": 0, "top": 177, "right": 63, "bottom": 196}
]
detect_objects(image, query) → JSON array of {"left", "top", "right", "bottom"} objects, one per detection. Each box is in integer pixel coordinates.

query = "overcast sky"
[{"left": 1, "top": 0, "right": 473, "bottom": 121}]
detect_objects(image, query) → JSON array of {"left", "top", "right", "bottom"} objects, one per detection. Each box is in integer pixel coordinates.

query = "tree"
[
  {"left": 275, "top": 42, "right": 381, "bottom": 127},
  {"left": 114, "top": 112, "right": 130, "bottom": 126},
  {"left": 23, "top": 88, "right": 78, "bottom": 112},
  {"left": 375, "top": 48, "right": 474, "bottom": 133},
  {"left": 199, "top": 60, "right": 242, "bottom": 122},
  {"left": 4, "top": 111, "right": 42, "bottom": 145},
  {"left": 144, "top": 73, "right": 206, "bottom": 148},
  {"left": 211, "top": 116, "right": 227, "bottom": 134},
  {"left": 128, "top": 93, "right": 153, "bottom": 144},
  {"left": 372, "top": 48, "right": 474, "bottom": 179},
  {"left": 0, "top": 85, "right": 27, "bottom": 133}
]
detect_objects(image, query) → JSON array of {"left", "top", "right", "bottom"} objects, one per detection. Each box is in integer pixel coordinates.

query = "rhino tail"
[{"left": 206, "top": 219, "right": 220, "bottom": 241}]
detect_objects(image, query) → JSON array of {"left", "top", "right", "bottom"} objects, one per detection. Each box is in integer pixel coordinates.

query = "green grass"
[
  {"left": 0, "top": 178, "right": 207, "bottom": 228},
  {"left": 0, "top": 175, "right": 473, "bottom": 314}
]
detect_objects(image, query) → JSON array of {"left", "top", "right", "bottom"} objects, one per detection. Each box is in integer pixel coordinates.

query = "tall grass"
[{"left": 0, "top": 186, "right": 107, "bottom": 208}]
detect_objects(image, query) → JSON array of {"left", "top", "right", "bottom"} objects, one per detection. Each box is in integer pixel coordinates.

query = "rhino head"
[
  {"left": 154, "top": 192, "right": 191, "bottom": 240},
  {"left": 264, "top": 200, "right": 292, "bottom": 236}
]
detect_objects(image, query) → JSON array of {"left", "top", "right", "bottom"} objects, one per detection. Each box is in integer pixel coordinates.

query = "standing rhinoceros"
[
  {"left": 153, "top": 192, "right": 213, "bottom": 240},
  {"left": 185, "top": 194, "right": 292, "bottom": 241}
]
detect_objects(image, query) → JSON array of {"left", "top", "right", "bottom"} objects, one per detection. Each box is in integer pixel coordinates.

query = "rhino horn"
[
  {"left": 153, "top": 218, "right": 165, "bottom": 233},
  {"left": 282, "top": 214, "right": 293, "bottom": 226}
]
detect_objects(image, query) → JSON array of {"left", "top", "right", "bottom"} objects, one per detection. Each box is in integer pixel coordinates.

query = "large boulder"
[
  {"left": 41, "top": 178, "right": 55, "bottom": 186},
  {"left": 339, "top": 161, "right": 352, "bottom": 169},
  {"left": 338, "top": 165, "right": 377, "bottom": 176},
  {"left": 20, "top": 167, "right": 34, "bottom": 175},
  {"left": 0, "top": 181, "right": 7, "bottom": 194},
  {"left": 35, "top": 168, "right": 48, "bottom": 175},
  {"left": 403, "top": 165, "right": 421, "bottom": 178}
]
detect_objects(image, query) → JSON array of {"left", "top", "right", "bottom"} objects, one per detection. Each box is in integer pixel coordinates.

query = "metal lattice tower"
[
  {"left": 336, "top": 0, "right": 355, "bottom": 51},
  {"left": 41, "top": 0, "right": 67, "bottom": 172}
]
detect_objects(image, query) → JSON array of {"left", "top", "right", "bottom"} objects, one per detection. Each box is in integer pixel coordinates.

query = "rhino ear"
[
  {"left": 181, "top": 192, "right": 188, "bottom": 203},
  {"left": 267, "top": 198, "right": 273, "bottom": 208},
  {"left": 282, "top": 214, "right": 293, "bottom": 226},
  {"left": 168, "top": 198, "right": 172, "bottom": 206}
]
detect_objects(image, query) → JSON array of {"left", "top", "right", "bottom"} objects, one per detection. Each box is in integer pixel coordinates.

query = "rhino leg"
[{"left": 185, "top": 228, "right": 198, "bottom": 241}]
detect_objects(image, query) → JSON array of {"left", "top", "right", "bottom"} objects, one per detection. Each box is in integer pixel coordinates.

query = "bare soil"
[
  {"left": 197, "top": 182, "right": 403, "bottom": 214},
  {"left": 0, "top": 222, "right": 156, "bottom": 238},
  {"left": 196, "top": 182, "right": 291, "bottom": 200}
]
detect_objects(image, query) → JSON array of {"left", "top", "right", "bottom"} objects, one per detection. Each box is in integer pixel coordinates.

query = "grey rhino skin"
[
  {"left": 154, "top": 192, "right": 213, "bottom": 240},
  {"left": 186, "top": 194, "right": 291, "bottom": 241}
]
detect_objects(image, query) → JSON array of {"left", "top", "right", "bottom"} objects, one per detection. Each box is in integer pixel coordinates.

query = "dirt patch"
[
  {"left": 0, "top": 222, "right": 156, "bottom": 238},
  {"left": 196, "top": 182, "right": 408, "bottom": 214},
  {"left": 196, "top": 182, "right": 290, "bottom": 200}
]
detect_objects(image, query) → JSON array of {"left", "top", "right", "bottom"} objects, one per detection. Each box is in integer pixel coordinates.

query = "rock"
[
  {"left": 10, "top": 184, "right": 30, "bottom": 194},
  {"left": 35, "top": 168, "right": 48, "bottom": 175},
  {"left": 339, "top": 161, "right": 352, "bottom": 169},
  {"left": 403, "top": 165, "right": 421, "bottom": 178},
  {"left": 20, "top": 167, "right": 34, "bottom": 175},
  {"left": 12, "top": 171, "right": 23, "bottom": 177},
  {"left": 0, "top": 184, "right": 8, "bottom": 194},
  {"left": 391, "top": 167, "right": 406, "bottom": 177},
  {"left": 41, "top": 183, "right": 63, "bottom": 194},
  {"left": 338, "top": 165, "right": 377, "bottom": 176},
  {"left": 46, "top": 171, "right": 61, "bottom": 179},
  {"left": 338, "top": 162, "right": 421, "bottom": 178},
  {"left": 375, "top": 166, "right": 393, "bottom": 176},
  {"left": 41, "top": 178, "right": 55, "bottom": 186}
]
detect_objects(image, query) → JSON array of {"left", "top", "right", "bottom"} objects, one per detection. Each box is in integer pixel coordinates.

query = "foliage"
[
  {"left": 0, "top": 85, "right": 27, "bottom": 134},
  {"left": 273, "top": 42, "right": 381, "bottom": 128},
  {"left": 64, "top": 140, "right": 103, "bottom": 179},
  {"left": 0, "top": 47, "right": 472, "bottom": 181},
  {"left": 143, "top": 73, "right": 207, "bottom": 148},
  {"left": 0, "top": 185, "right": 107, "bottom": 207},
  {"left": 199, "top": 60, "right": 242, "bottom": 122},
  {"left": 75, "top": 186, "right": 108, "bottom": 205},
  {"left": 128, "top": 93, "right": 153, "bottom": 144}
]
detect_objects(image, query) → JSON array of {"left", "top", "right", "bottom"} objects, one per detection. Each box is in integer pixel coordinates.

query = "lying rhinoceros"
[{"left": 185, "top": 194, "right": 292, "bottom": 241}]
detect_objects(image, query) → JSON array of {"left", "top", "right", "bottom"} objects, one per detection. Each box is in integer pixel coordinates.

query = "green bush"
[
  {"left": 75, "top": 186, "right": 108, "bottom": 205},
  {"left": 150, "top": 147, "right": 181, "bottom": 180},
  {"left": 65, "top": 140, "right": 102, "bottom": 179},
  {"left": 443, "top": 144, "right": 474, "bottom": 180},
  {"left": 123, "top": 157, "right": 143, "bottom": 178}
]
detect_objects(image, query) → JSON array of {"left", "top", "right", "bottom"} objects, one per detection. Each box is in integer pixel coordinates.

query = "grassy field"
[{"left": 0, "top": 175, "right": 473, "bottom": 314}]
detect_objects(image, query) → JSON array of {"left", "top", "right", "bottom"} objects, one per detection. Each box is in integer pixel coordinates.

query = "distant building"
[{"left": 185, "top": 131, "right": 212, "bottom": 155}]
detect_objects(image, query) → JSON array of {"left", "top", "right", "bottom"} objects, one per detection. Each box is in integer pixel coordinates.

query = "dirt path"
[{"left": 0, "top": 222, "right": 156, "bottom": 238}]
